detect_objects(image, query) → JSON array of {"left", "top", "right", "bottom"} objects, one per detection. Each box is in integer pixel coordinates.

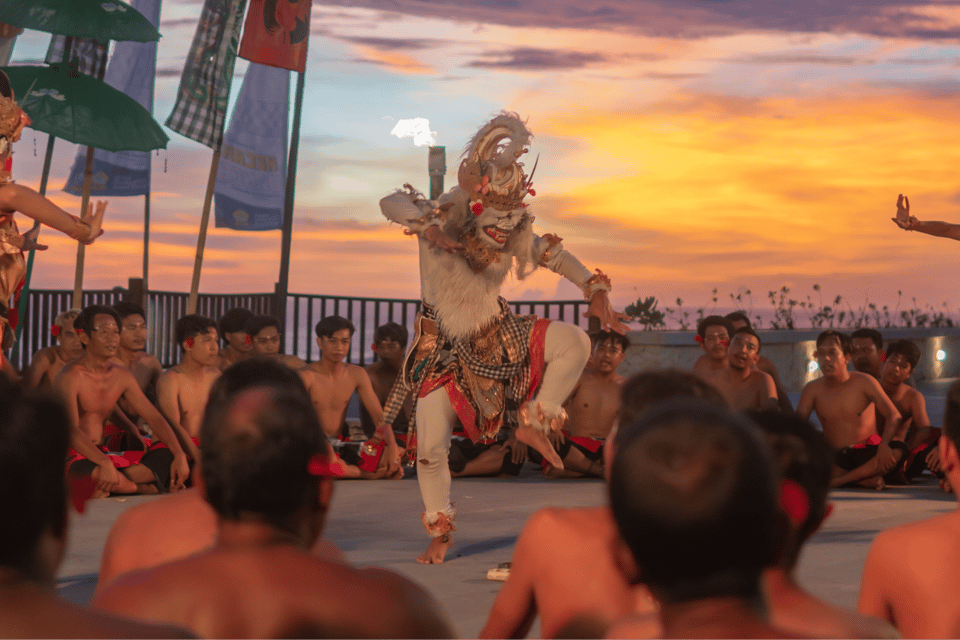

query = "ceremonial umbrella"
[{"left": 0, "top": 0, "right": 159, "bottom": 43}]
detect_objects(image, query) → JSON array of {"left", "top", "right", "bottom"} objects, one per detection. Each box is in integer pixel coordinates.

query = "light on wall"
[
  {"left": 808, "top": 361, "right": 820, "bottom": 373},
  {"left": 937, "top": 349, "right": 947, "bottom": 362}
]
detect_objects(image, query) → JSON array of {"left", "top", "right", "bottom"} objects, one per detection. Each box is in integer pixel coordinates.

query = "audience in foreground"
[
  {"left": 859, "top": 377, "right": 960, "bottom": 638},
  {"left": 94, "top": 378, "right": 454, "bottom": 638},
  {"left": 0, "top": 378, "right": 191, "bottom": 639}
]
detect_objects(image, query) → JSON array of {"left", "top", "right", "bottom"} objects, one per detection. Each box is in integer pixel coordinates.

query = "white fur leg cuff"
[
  {"left": 519, "top": 400, "right": 567, "bottom": 435},
  {"left": 422, "top": 507, "right": 456, "bottom": 538}
]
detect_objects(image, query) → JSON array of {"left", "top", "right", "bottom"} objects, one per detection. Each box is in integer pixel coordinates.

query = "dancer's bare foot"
[
  {"left": 417, "top": 534, "right": 453, "bottom": 564},
  {"left": 856, "top": 476, "right": 885, "bottom": 490},
  {"left": 517, "top": 402, "right": 565, "bottom": 470}
]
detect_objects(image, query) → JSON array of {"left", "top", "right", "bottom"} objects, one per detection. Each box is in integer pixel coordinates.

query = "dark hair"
[
  {"left": 696, "top": 315, "right": 734, "bottom": 340},
  {"left": 315, "top": 315, "right": 355, "bottom": 339},
  {"left": 816, "top": 330, "right": 852, "bottom": 356},
  {"left": 593, "top": 330, "right": 630, "bottom": 352},
  {"left": 617, "top": 369, "right": 726, "bottom": 434},
  {"left": 724, "top": 311, "right": 751, "bottom": 328},
  {"left": 944, "top": 379, "right": 960, "bottom": 446},
  {"left": 850, "top": 328, "right": 883, "bottom": 350},
  {"left": 175, "top": 314, "right": 217, "bottom": 350},
  {"left": 373, "top": 322, "right": 408, "bottom": 348},
  {"left": 206, "top": 357, "right": 310, "bottom": 415},
  {"left": 200, "top": 385, "right": 326, "bottom": 530},
  {"left": 746, "top": 410, "right": 831, "bottom": 570},
  {"left": 74, "top": 305, "right": 121, "bottom": 337},
  {"left": 218, "top": 307, "right": 255, "bottom": 337},
  {"left": 245, "top": 315, "right": 280, "bottom": 338},
  {"left": 609, "top": 398, "right": 779, "bottom": 604},
  {"left": 0, "top": 378, "right": 70, "bottom": 578},
  {"left": 732, "top": 326, "right": 762, "bottom": 352},
  {"left": 113, "top": 301, "right": 146, "bottom": 322},
  {"left": 885, "top": 339, "right": 921, "bottom": 370}
]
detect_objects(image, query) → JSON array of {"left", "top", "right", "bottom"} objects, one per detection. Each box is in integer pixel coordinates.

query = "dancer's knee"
[{"left": 545, "top": 322, "right": 591, "bottom": 366}]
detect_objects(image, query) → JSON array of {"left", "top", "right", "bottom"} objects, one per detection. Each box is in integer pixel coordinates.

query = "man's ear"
[
  {"left": 371, "top": 342, "right": 379, "bottom": 355},
  {"left": 940, "top": 434, "right": 958, "bottom": 470},
  {"left": 611, "top": 533, "right": 641, "bottom": 585}
]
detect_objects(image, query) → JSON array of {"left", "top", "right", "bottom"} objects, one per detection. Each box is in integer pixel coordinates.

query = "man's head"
[
  {"left": 218, "top": 308, "right": 255, "bottom": 353},
  {"left": 315, "top": 316, "right": 354, "bottom": 363},
  {"left": 113, "top": 302, "right": 148, "bottom": 353},
  {"left": 815, "top": 330, "right": 852, "bottom": 378},
  {"left": 74, "top": 305, "right": 122, "bottom": 358},
  {"left": 372, "top": 322, "right": 407, "bottom": 366},
  {"left": 208, "top": 357, "right": 310, "bottom": 413},
  {"left": 175, "top": 314, "right": 219, "bottom": 366},
  {"left": 746, "top": 410, "right": 831, "bottom": 571},
  {"left": 0, "top": 378, "right": 70, "bottom": 582},
  {"left": 200, "top": 384, "right": 333, "bottom": 538},
  {"left": 608, "top": 398, "right": 779, "bottom": 605},
  {"left": 850, "top": 328, "right": 884, "bottom": 376},
  {"left": 592, "top": 330, "right": 630, "bottom": 375},
  {"left": 728, "top": 327, "right": 762, "bottom": 372},
  {"left": 882, "top": 339, "right": 920, "bottom": 387},
  {"left": 52, "top": 308, "right": 83, "bottom": 357},
  {"left": 696, "top": 315, "right": 733, "bottom": 362},
  {"left": 245, "top": 315, "right": 282, "bottom": 358},
  {"left": 724, "top": 311, "right": 752, "bottom": 331}
]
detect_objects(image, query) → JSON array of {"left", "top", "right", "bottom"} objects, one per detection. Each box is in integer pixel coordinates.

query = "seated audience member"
[
  {"left": 215, "top": 307, "right": 254, "bottom": 371},
  {"left": 796, "top": 330, "right": 903, "bottom": 490},
  {"left": 94, "top": 384, "right": 454, "bottom": 639},
  {"left": 877, "top": 339, "right": 940, "bottom": 483},
  {"left": 96, "top": 358, "right": 344, "bottom": 593},
  {"left": 112, "top": 301, "right": 163, "bottom": 410},
  {"left": 480, "top": 370, "right": 724, "bottom": 640},
  {"left": 156, "top": 314, "right": 221, "bottom": 442},
  {"left": 748, "top": 410, "right": 899, "bottom": 639},
  {"left": 606, "top": 399, "right": 790, "bottom": 639},
  {"left": 244, "top": 314, "right": 308, "bottom": 370},
  {"left": 300, "top": 315, "right": 402, "bottom": 479},
  {"left": 691, "top": 315, "right": 733, "bottom": 377},
  {"left": 851, "top": 328, "right": 885, "bottom": 381},
  {"left": 361, "top": 321, "right": 412, "bottom": 441},
  {"left": 0, "top": 378, "right": 191, "bottom": 639},
  {"left": 59, "top": 305, "right": 195, "bottom": 497},
  {"left": 858, "top": 378, "right": 960, "bottom": 638},
  {"left": 725, "top": 312, "right": 793, "bottom": 413},
  {"left": 544, "top": 330, "right": 630, "bottom": 478},
  {"left": 24, "top": 308, "right": 83, "bottom": 389},
  {"left": 704, "top": 327, "right": 778, "bottom": 412}
]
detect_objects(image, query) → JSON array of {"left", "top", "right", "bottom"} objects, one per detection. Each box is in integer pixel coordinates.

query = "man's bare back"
[
  {"left": 157, "top": 365, "right": 220, "bottom": 439},
  {"left": 480, "top": 506, "right": 655, "bottom": 639}
]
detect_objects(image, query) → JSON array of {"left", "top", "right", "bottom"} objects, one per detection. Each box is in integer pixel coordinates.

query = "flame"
[{"left": 390, "top": 118, "right": 437, "bottom": 147}]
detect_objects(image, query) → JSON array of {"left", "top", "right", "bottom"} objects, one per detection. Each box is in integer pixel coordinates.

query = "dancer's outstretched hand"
[
  {"left": 585, "top": 290, "right": 631, "bottom": 334},
  {"left": 422, "top": 225, "right": 462, "bottom": 254},
  {"left": 80, "top": 200, "right": 106, "bottom": 245},
  {"left": 20, "top": 224, "right": 47, "bottom": 251},
  {"left": 892, "top": 194, "right": 919, "bottom": 230}
]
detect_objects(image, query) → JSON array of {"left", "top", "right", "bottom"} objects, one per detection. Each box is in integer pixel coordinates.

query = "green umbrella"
[
  {"left": 0, "top": 0, "right": 159, "bottom": 43},
  {"left": 2, "top": 64, "right": 168, "bottom": 152}
]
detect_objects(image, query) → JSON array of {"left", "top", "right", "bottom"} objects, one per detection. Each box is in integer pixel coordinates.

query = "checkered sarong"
[
  {"left": 165, "top": 0, "right": 247, "bottom": 148},
  {"left": 383, "top": 297, "right": 542, "bottom": 443}
]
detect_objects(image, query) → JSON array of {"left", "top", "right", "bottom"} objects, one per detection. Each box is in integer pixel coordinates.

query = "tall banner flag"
[
  {"left": 46, "top": 35, "right": 107, "bottom": 75},
  {"left": 166, "top": 0, "right": 248, "bottom": 148},
  {"left": 214, "top": 62, "right": 288, "bottom": 230},
  {"left": 0, "top": 22, "right": 21, "bottom": 66},
  {"left": 238, "top": 0, "right": 312, "bottom": 72},
  {"left": 62, "top": 0, "right": 161, "bottom": 197}
]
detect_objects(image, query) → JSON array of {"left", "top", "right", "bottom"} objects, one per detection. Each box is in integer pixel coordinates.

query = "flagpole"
[
  {"left": 188, "top": 140, "right": 222, "bottom": 315},
  {"left": 142, "top": 190, "right": 150, "bottom": 304},
  {"left": 275, "top": 68, "right": 304, "bottom": 327}
]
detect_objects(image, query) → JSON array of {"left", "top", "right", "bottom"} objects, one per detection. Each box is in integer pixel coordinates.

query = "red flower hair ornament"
[{"left": 51, "top": 324, "right": 60, "bottom": 337}]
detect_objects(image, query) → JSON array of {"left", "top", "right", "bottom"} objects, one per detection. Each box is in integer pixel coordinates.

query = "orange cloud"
[{"left": 353, "top": 45, "right": 435, "bottom": 74}]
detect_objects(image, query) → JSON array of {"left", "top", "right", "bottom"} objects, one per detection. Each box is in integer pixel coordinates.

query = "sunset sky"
[{"left": 8, "top": 0, "right": 960, "bottom": 325}]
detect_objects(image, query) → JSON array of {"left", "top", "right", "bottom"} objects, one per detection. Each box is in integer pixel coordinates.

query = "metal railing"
[{"left": 10, "top": 285, "right": 589, "bottom": 370}]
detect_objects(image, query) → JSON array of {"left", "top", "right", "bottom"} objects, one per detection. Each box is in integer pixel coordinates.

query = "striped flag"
[
  {"left": 166, "top": 0, "right": 248, "bottom": 148},
  {"left": 45, "top": 35, "right": 107, "bottom": 76},
  {"left": 63, "top": 0, "right": 161, "bottom": 197}
]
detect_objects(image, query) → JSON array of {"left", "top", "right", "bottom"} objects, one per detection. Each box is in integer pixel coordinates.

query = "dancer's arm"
[
  {"left": 0, "top": 183, "right": 105, "bottom": 243},
  {"left": 891, "top": 193, "right": 960, "bottom": 240}
]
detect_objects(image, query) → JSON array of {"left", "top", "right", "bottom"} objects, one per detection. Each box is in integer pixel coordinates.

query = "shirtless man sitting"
[
  {"left": 24, "top": 308, "right": 83, "bottom": 389},
  {"left": 245, "top": 314, "right": 308, "bottom": 370},
  {"left": 0, "top": 378, "right": 191, "bottom": 639},
  {"left": 851, "top": 328, "right": 885, "bottom": 381},
  {"left": 94, "top": 384, "right": 454, "bottom": 639},
  {"left": 112, "top": 302, "right": 163, "bottom": 415},
  {"left": 725, "top": 312, "right": 793, "bottom": 413},
  {"left": 299, "top": 315, "right": 402, "bottom": 479},
  {"left": 705, "top": 327, "right": 778, "bottom": 412},
  {"left": 858, "top": 378, "right": 960, "bottom": 638},
  {"left": 691, "top": 315, "right": 733, "bottom": 377},
  {"left": 362, "top": 322, "right": 412, "bottom": 440},
  {"left": 607, "top": 398, "right": 793, "bottom": 639},
  {"left": 57, "top": 305, "right": 194, "bottom": 497},
  {"left": 796, "top": 330, "right": 903, "bottom": 490},
  {"left": 96, "top": 358, "right": 343, "bottom": 593},
  {"left": 544, "top": 330, "right": 629, "bottom": 478},
  {"left": 215, "top": 307, "right": 253, "bottom": 371},
  {"left": 156, "top": 314, "right": 221, "bottom": 441},
  {"left": 747, "top": 410, "right": 898, "bottom": 639},
  {"left": 480, "top": 370, "right": 723, "bottom": 639}
]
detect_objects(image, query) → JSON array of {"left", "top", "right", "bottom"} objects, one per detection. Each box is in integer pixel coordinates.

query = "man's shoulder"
[
  {"left": 31, "top": 346, "right": 57, "bottom": 362},
  {"left": 524, "top": 506, "right": 611, "bottom": 537}
]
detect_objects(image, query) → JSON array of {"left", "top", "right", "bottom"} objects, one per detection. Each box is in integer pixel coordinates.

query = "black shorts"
[
  {"left": 448, "top": 438, "right": 523, "bottom": 476},
  {"left": 834, "top": 441, "right": 908, "bottom": 472},
  {"left": 67, "top": 445, "right": 185, "bottom": 493}
]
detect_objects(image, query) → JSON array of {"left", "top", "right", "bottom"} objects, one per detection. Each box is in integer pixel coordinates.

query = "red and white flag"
[{"left": 239, "top": 0, "right": 312, "bottom": 73}]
